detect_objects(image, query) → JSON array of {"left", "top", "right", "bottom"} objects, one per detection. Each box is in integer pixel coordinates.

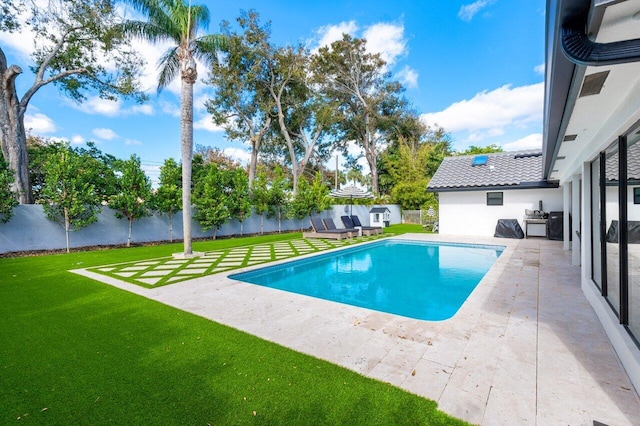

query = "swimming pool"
[{"left": 229, "top": 240, "right": 504, "bottom": 321}]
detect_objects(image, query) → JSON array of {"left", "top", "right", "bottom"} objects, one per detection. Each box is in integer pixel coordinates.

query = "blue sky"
[{"left": 1, "top": 0, "right": 546, "bottom": 184}]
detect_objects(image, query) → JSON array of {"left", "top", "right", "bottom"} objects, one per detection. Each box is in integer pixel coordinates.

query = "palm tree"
[{"left": 122, "top": 0, "right": 225, "bottom": 256}]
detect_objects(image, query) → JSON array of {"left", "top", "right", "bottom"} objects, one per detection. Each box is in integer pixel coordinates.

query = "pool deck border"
[{"left": 72, "top": 234, "right": 640, "bottom": 425}]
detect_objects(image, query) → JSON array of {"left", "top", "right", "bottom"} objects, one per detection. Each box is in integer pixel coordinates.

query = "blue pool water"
[{"left": 229, "top": 240, "right": 504, "bottom": 321}]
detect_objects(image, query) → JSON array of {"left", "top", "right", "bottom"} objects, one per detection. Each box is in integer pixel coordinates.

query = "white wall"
[{"left": 438, "top": 188, "right": 563, "bottom": 236}]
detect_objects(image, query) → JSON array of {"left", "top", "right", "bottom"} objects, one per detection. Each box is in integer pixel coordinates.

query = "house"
[
  {"left": 427, "top": 150, "right": 562, "bottom": 236},
  {"left": 544, "top": 0, "right": 640, "bottom": 392}
]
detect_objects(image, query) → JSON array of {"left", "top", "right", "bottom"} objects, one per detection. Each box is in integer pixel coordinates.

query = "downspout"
[{"left": 561, "top": 19, "right": 640, "bottom": 66}]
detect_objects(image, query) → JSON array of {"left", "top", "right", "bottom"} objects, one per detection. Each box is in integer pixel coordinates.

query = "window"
[
  {"left": 487, "top": 192, "right": 503, "bottom": 206},
  {"left": 634, "top": 187, "right": 640, "bottom": 204},
  {"left": 472, "top": 155, "right": 488, "bottom": 166},
  {"left": 374, "top": 213, "right": 380, "bottom": 222}
]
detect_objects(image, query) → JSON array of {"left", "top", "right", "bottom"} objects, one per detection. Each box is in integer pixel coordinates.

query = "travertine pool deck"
[{"left": 74, "top": 234, "right": 640, "bottom": 425}]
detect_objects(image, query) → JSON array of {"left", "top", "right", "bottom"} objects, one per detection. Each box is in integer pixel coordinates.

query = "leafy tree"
[
  {"left": 154, "top": 158, "right": 182, "bottom": 242},
  {"left": 267, "top": 165, "right": 290, "bottom": 233},
  {"left": 40, "top": 144, "right": 103, "bottom": 253},
  {"left": 195, "top": 144, "right": 240, "bottom": 170},
  {"left": 0, "top": 0, "right": 145, "bottom": 204},
  {"left": 250, "top": 168, "right": 270, "bottom": 234},
  {"left": 0, "top": 156, "right": 17, "bottom": 223},
  {"left": 122, "top": 0, "right": 226, "bottom": 256},
  {"left": 291, "top": 172, "right": 330, "bottom": 230},
  {"left": 226, "top": 167, "right": 251, "bottom": 235},
  {"left": 457, "top": 144, "right": 504, "bottom": 155},
  {"left": 193, "top": 164, "right": 229, "bottom": 239},
  {"left": 206, "top": 10, "right": 274, "bottom": 186},
  {"left": 110, "top": 155, "right": 152, "bottom": 247},
  {"left": 312, "top": 34, "right": 405, "bottom": 194}
]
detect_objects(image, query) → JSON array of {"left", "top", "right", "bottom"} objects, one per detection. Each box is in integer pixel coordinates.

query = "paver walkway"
[
  {"left": 75, "top": 234, "right": 640, "bottom": 425},
  {"left": 88, "top": 234, "right": 390, "bottom": 287}
]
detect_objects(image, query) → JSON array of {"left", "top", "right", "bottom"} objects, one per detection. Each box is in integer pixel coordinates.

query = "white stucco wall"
[{"left": 438, "top": 188, "right": 563, "bottom": 236}]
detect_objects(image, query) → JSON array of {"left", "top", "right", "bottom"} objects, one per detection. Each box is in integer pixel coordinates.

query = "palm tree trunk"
[{"left": 180, "top": 71, "right": 195, "bottom": 255}]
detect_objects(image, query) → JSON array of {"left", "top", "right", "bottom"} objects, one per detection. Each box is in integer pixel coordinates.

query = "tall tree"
[
  {"left": 40, "top": 144, "right": 103, "bottom": 253},
  {"left": 312, "top": 34, "right": 404, "bottom": 194},
  {"left": 110, "top": 155, "right": 152, "bottom": 247},
  {"left": 122, "top": 0, "right": 226, "bottom": 256},
  {"left": 0, "top": 0, "right": 144, "bottom": 204},
  {"left": 0, "top": 156, "right": 17, "bottom": 223},
  {"left": 457, "top": 144, "right": 504, "bottom": 155},
  {"left": 154, "top": 158, "right": 182, "bottom": 242},
  {"left": 206, "top": 10, "right": 273, "bottom": 186}
]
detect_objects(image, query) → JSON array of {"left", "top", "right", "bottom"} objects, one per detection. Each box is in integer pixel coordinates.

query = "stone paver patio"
[{"left": 74, "top": 233, "right": 640, "bottom": 425}]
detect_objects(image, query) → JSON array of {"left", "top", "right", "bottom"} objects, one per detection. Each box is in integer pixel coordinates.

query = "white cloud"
[
  {"left": 534, "top": 63, "right": 545, "bottom": 75},
  {"left": 223, "top": 147, "right": 251, "bottom": 165},
  {"left": 194, "top": 115, "right": 224, "bottom": 132},
  {"left": 125, "top": 138, "right": 142, "bottom": 146},
  {"left": 421, "top": 83, "right": 543, "bottom": 142},
  {"left": 312, "top": 21, "right": 359, "bottom": 51},
  {"left": 362, "top": 23, "right": 406, "bottom": 67},
  {"left": 397, "top": 66, "right": 418, "bottom": 88},
  {"left": 130, "top": 104, "right": 154, "bottom": 115},
  {"left": 70, "top": 135, "right": 85, "bottom": 145},
  {"left": 93, "top": 128, "right": 119, "bottom": 140},
  {"left": 502, "top": 133, "right": 542, "bottom": 151},
  {"left": 159, "top": 99, "right": 181, "bottom": 117},
  {"left": 24, "top": 113, "right": 56, "bottom": 134},
  {"left": 458, "top": 0, "right": 495, "bottom": 22}
]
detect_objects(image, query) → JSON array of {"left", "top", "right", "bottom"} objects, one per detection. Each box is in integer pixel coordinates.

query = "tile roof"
[
  {"left": 605, "top": 140, "right": 640, "bottom": 181},
  {"left": 427, "top": 150, "right": 547, "bottom": 191}
]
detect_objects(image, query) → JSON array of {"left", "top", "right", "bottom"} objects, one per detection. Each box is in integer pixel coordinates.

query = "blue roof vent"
[{"left": 471, "top": 155, "right": 488, "bottom": 166}]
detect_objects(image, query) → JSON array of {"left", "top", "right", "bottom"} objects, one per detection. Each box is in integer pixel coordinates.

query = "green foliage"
[
  {"left": 109, "top": 155, "right": 152, "bottom": 246},
  {"left": 0, "top": 157, "right": 17, "bottom": 223},
  {"left": 457, "top": 144, "right": 504, "bottom": 155},
  {"left": 39, "top": 144, "right": 107, "bottom": 252},
  {"left": 226, "top": 168, "right": 251, "bottom": 234},
  {"left": 390, "top": 180, "right": 438, "bottom": 211},
  {"left": 193, "top": 164, "right": 230, "bottom": 238},
  {"left": 251, "top": 169, "right": 270, "bottom": 216},
  {"left": 291, "top": 172, "right": 330, "bottom": 223},
  {"left": 266, "top": 165, "right": 291, "bottom": 232},
  {"left": 153, "top": 158, "right": 182, "bottom": 241}
]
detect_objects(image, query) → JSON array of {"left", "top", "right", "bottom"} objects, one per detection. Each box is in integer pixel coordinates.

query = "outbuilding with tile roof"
[{"left": 427, "top": 150, "right": 562, "bottom": 236}]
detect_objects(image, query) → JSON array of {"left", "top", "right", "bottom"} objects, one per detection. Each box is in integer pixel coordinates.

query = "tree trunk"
[
  {"left": 260, "top": 214, "right": 264, "bottom": 235},
  {"left": 180, "top": 53, "right": 196, "bottom": 256},
  {"left": 127, "top": 217, "right": 133, "bottom": 247},
  {"left": 0, "top": 62, "right": 32, "bottom": 204},
  {"left": 168, "top": 211, "right": 173, "bottom": 242},
  {"left": 64, "top": 207, "right": 70, "bottom": 254},
  {"left": 248, "top": 139, "right": 258, "bottom": 188}
]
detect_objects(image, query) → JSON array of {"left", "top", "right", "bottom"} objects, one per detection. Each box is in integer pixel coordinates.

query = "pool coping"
[{"left": 72, "top": 234, "right": 640, "bottom": 425}]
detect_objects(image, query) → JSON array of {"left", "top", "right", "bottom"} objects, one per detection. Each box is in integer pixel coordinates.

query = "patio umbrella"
[{"left": 330, "top": 185, "right": 374, "bottom": 216}]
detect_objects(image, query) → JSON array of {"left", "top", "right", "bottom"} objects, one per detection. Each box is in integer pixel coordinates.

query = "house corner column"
[
  {"left": 563, "top": 182, "right": 571, "bottom": 251},
  {"left": 571, "top": 174, "right": 581, "bottom": 266}
]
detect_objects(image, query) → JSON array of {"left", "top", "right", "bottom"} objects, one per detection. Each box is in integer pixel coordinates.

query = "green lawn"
[{"left": 0, "top": 228, "right": 466, "bottom": 425}]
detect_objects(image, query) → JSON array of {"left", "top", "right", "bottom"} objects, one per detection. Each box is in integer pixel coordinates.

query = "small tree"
[
  {"left": 291, "top": 172, "right": 330, "bottom": 231},
  {"left": 193, "top": 164, "right": 229, "bottom": 239},
  {"left": 40, "top": 145, "right": 103, "bottom": 252},
  {"left": 250, "top": 169, "right": 270, "bottom": 234},
  {"left": 154, "top": 158, "right": 182, "bottom": 242},
  {"left": 226, "top": 167, "right": 251, "bottom": 235},
  {"left": 0, "top": 157, "right": 17, "bottom": 223},
  {"left": 267, "top": 165, "right": 290, "bottom": 233},
  {"left": 110, "top": 155, "right": 152, "bottom": 247}
]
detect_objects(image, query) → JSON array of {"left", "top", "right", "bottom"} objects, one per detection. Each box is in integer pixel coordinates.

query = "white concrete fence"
[{"left": 0, "top": 204, "right": 401, "bottom": 254}]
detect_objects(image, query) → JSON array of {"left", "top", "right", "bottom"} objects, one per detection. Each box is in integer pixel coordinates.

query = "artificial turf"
[{"left": 0, "top": 229, "right": 468, "bottom": 425}]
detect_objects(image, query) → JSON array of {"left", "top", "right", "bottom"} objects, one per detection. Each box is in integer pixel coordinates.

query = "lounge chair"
[
  {"left": 341, "top": 215, "right": 377, "bottom": 236},
  {"left": 303, "top": 217, "right": 353, "bottom": 240},
  {"left": 322, "top": 218, "right": 358, "bottom": 238},
  {"left": 350, "top": 215, "right": 383, "bottom": 235}
]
